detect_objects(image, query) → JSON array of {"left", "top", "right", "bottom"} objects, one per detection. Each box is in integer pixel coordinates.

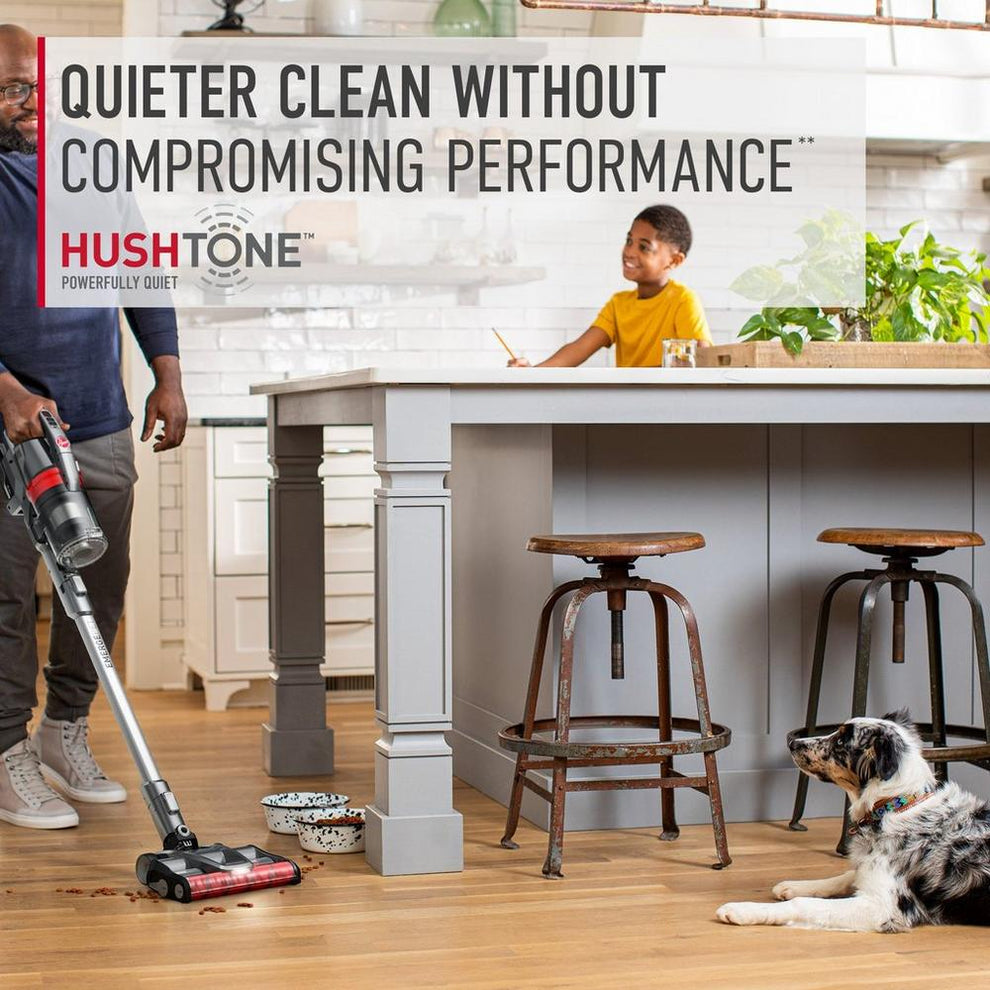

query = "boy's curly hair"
[{"left": 634, "top": 205, "right": 692, "bottom": 256}]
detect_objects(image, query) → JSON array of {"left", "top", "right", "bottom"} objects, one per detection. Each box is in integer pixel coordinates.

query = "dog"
[{"left": 716, "top": 710, "right": 990, "bottom": 931}]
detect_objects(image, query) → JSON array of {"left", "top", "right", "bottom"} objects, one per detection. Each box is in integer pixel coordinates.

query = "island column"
[
  {"left": 366, "top": 384, "right": 463, "bottom": 875},
  {"left": 263, "top": 401, "right": 334, "bottom": 775}
]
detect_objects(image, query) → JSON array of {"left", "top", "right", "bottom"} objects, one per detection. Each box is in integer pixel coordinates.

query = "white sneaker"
[
  {"left": 34, "top": 717, "right": 127, "bottom": 804},
  {"left": 0, "top": 738, "right": 79, "bottom": 829}
]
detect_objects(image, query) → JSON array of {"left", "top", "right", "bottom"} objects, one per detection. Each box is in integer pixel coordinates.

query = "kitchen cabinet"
[{"left": 182, "top": 424, "right": 375, "bottom": 710}]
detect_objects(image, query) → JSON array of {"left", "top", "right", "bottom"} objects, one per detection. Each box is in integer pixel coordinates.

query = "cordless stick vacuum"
[{"left": 0, "top": 410, "right": 301, "bottom": 902}]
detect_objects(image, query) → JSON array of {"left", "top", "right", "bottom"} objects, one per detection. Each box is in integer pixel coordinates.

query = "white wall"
[{"left": 2, "top": 0, "right": 122, "bottom": 36}]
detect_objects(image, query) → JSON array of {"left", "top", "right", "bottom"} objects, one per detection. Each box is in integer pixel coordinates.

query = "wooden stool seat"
[
  {"left": 527, "top": 532, "right": 705, "bottom": 559},
  {"left": 818, "top": 527, "right": 984, "bottom": 555}
]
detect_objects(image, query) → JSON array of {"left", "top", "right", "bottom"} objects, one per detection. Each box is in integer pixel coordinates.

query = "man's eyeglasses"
[{"left": 1, "top": 82, "right": 38, "bottom": 107}]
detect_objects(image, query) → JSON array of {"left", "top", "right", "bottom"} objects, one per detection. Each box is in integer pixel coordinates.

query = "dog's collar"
[{"left": 847, "top": 789, "right": 935, "bottom": 836}]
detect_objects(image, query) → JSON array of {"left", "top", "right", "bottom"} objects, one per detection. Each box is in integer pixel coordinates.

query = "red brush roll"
[{"left": 186, "top": 860, "right": 300, "bottom": 900}]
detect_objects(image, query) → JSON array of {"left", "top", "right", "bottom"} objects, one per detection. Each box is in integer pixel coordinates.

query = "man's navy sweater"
[{"left": 0, "top": 150, "right": 178, "bottom": 442}]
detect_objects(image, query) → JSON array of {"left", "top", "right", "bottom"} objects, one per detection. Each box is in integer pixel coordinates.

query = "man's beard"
[{"left": 0, "top": 116, "right": 37, "bottom": 154}]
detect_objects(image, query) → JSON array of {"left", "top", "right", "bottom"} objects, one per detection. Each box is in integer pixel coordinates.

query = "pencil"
[{"left": 492, "top": 328, "right": 518, "bottom": 362}]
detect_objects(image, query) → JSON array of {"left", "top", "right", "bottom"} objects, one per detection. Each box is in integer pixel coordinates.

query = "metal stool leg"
[
  {"left": 933, "top": 573, "right": 990, "bottom": 766},
  {"left": 790, "top": 571, "right": 866, "bottom": 831},
  {"left": 648, "top": 581, "right": 730, "bottom": 869},
  {"left": 650, "top": 592, "right": 679, "bottom": 842},
  {"left": 921, "top": 581, "right": 948, "bottom": 783},
  {"left": 835, "top": 574, "right": 887, "bottom": 855},
  {"left": 502, "top": 580, "right": 585, "bottom": 850},
  {"left": 543, "top": 585, "right": 599, "bottom": 880}
]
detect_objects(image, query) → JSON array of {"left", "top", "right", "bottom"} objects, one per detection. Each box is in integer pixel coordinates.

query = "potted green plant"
[{"left": 728, "top": 215, "right": 990, "bottom": 358}]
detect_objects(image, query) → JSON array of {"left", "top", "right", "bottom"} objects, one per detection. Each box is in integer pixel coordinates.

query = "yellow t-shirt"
[{"left": 593, "top": 280, "right": 711, "bottom": 367}]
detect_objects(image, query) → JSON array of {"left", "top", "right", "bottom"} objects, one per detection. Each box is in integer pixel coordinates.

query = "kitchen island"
[{"left": 253, "top": 368, "right": 990, "bottom": 876}]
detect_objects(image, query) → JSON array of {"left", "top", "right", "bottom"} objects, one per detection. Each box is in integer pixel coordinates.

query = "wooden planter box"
[{"left": 697, "top": 341, "right": 990, "bottom": 369}]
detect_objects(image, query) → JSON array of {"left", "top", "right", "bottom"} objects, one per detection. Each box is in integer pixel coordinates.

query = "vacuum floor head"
[{"left": 136, "top": 842, "right": 301, "bottom": 902}]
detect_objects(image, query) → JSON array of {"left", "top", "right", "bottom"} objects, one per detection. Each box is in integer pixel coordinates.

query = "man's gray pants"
[{"left": 0, "top": 428, "right": 136, "bottom": 753}]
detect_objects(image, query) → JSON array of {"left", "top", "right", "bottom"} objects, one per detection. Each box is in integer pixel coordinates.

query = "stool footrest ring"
[{"left": 499, "top": 715, "right": 731, "bottom": 761}]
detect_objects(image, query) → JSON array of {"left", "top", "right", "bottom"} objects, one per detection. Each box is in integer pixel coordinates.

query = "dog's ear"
[
  {"left": 881, "top": 708, "right": 913, "bottom": 730},
  {"left": 855, "top": 726, "right": 904, "bottom": 785},
  {"left": 873, "top": 727, "right": 904, "bottom": 782}
]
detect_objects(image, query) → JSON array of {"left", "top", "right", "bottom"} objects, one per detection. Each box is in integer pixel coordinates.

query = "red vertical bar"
[{"left": 36, "top": 35, "right": 46, "bottom": 308}]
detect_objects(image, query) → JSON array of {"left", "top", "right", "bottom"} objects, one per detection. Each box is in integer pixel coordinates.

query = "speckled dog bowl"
[
  {"left": 260, "top": 792, "right": 349, "bottom": 834},
  {"left": 293, "top": 807, "right": 366, "bottom": 854}
]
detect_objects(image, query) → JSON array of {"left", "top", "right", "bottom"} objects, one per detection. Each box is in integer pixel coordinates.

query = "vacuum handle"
[{"left": 39, "top": 409, "right": 81, "bottom": 491}]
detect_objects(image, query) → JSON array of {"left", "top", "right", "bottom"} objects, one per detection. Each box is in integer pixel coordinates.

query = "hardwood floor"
[{"left": 4, "top": 630, "right": 990, "bottom": 987}]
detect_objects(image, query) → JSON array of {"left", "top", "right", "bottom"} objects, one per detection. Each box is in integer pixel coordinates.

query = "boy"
[{"left": 510, "top": 204, "right": 711, "bottom": 368}]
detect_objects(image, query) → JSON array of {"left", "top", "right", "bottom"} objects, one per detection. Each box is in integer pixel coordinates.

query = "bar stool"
[
  {"left": 789, "top": 527, "right": 990, "bottom": 851},
  {"left": 498, "top": 532, "right": 732, "bottom": 879}
]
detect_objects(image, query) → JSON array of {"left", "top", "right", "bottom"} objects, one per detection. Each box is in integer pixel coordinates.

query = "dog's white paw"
[
  {"left": 716, "top": 901, "right": 770, "bottom": 926},
  {"left": 772, "top": 881, "right": 803, "bottom": 901}
]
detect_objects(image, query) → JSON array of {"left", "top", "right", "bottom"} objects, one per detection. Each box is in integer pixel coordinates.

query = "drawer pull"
[
  {"left": 326, "top": 447, "right": 372, "bottom": 456},
  {"left": 325, "top": 618, "right": 374, "bottom": 627},
  {"left": 326, "top": 523, "right": 373, "bottom": 530}
]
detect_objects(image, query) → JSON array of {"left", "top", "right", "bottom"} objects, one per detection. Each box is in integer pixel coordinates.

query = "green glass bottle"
[
  {"left": 433, "top": 0, "right": 493, "bottom": 36},
  {"left": 492, "top": 0, "right": 517, "bottom": 36}
]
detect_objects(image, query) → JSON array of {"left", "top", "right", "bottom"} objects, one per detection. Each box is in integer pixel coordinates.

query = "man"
[{"left": 0, "top": 24, "right": 187, "bottom": 829}]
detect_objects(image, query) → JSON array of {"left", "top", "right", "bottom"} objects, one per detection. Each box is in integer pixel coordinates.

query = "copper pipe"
[{"left": 518, "top": 0, "right": 990, "bottom": 31}]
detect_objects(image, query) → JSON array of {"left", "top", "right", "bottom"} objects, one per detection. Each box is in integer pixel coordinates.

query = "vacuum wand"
[
  {"left": 0, "top": 412, "right": 300, "bottom": 901},
  {"left": 38, "top": 541, "right": 196, "bottom": 848}
]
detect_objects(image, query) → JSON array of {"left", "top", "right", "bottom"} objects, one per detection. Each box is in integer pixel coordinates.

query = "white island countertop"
[
  {"left": 253, "top": 366, "right": 990, "bottom": 395},
  {"left": 253, "top": 366, "right": 990, "bottom": 428}
]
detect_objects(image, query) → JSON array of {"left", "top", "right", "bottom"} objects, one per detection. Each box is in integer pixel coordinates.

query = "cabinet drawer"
[
  {"left": 323, "top": 447, "right": 374, "bottom": 477},
  {"left": 324, "top": 475, "right": 378, "bottom": 500},
  {"left": 214, "top": 428, "right": 271, "bottom": 479},
  {"left": 215, "top": 478, "right": 268, "bottom": 575},
  {"left": 214, "top": 575, "right": 374, "bottom": 675},
  {"left": 325, "top": 524, "right": 374, "bottom": 574},
  {"left": 215, "top": 478, "right": 375, "bottom": 575},
  {"left": 215, "top": 576, "right": 271, "bottom": 673},
  {"left": 325, "top": 426, "right": 371, "bottom": 445}
]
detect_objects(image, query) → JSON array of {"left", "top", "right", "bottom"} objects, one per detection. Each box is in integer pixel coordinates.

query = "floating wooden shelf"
[{"left": 183, "top": 263, "right": 545, "bottom": 308}]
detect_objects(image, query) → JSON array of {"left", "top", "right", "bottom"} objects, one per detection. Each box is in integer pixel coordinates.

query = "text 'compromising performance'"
[{"left": 61, "top": 136, "right": 793, "bottom": 195}]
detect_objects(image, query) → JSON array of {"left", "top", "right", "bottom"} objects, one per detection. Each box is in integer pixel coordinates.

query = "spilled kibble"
[{"left": 236, "top": 902, "right": 254, "bottom": 908}]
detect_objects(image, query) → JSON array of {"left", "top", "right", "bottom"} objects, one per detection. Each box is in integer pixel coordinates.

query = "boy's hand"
[{"left": 507, "top": 357, "right": 531, "bottom": 367}]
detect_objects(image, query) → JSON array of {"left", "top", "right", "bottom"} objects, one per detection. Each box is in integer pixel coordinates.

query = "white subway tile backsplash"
[
  {"left": 394, "top": 327, "right": 481, "bottom": 349},
  {"left": 220, "top": 371, "right": 286, "bottom": 394},
  {"left": 186, "top": 394, "right": 268, "bottom": 419},
  {"left": 176, "top": 325, "right": 220, "bottom": 350},
  {"left": 160, "top": 463, "right": 182, "bottom": 486},
  {"left": 160, "top": 508, "right": 182, "bottom": 532},
  {"left": 306, "top": 328, "right": 395, "bottom": 350},
  {"left": 160, "top": 600, "right": 183, "bottom": 625},
  {"left": 962, "top": 214, "right": 990, "bottom": 234},
  {"left": 182, "top": 372, "right": 221, "bottom": 394},
  {"left": 218, "top": 328, "right": 309, "bottom": 351},
  {"left": 182, "top": 351, "right": 264, "bottom": 372}
]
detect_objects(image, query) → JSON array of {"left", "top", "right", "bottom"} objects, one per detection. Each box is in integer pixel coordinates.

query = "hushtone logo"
[{"left": 60, "top": 204, "right": 311, "bottom": 296}]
